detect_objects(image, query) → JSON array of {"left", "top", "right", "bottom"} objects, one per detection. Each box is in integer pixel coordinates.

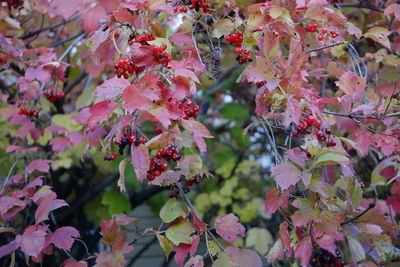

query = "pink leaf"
[
  {"left": 180, "top": 120, "right": 213, "bottom": 153},
  {"left": 25, "top": 67, "right": 51, "bottom": 83},
  {"left": 62, "top": 258, "right": 88, "bottom": 267},
  {"left": 122, "top": 84, "right": 153, "bottom": 112},
  {"left": 271, "top": 163, "right": 310, "bottom": 190},
  {"left": 35, "top": 193, "right": 68, "bottom": 224},
  {"left": 95, "top": 250, "right": 126, "bottom": 267},
  {"left": 0, "top": 241, "right": 18, "bottom": 259},
  {"left": 96, "top": 77, "right": 129, "bottom": 100},
  {"left": 114, "top": 214, "right": 137, "bottom": 226},
  {"left": 27, "top": 159, "right": 53, "bottom": 174},
  {"left": 49, "top": 0, "right": 82, "bottom": 19},
  {"left": 222, "top": 247, "right": 262, "bottom": 267},
  {"left": 48, "top": 226, "right": 80, "bottom": 251},
  {"left": 283, "top": 95, "right": 302, "bottom": 127},
  {"left": 16, "top": 227, "right": 46, "bottom": 257},
  {"left": 184, "top": 255, "right": 204, "bottom": 267},
  {"left": 174, "top": 243, "right": 191, "bottom": 267},
  {"left": 336, "top": 71, "right": 366, "bottom": 100},
  {"left": 0, "top": 196, "right": 26, "bottom": 220},
  {"left": 279, "top": 222, "right": 291, "bottom": 250},
  {"left": 215, "top": 213, "right": 245, "bottom": 243},
  {"left": 264, "top": 188, "right": 289, "bottom": 215},
  {"left": 294, "top": 236, "right": 312, "bottom": 267},
  {"left": 286, "top": 147, "right": 307, "bottom": 168},
  {"left": 88, "top": 100, "right": 118, "bottom": 130},
  {"left": 385, "top": 4, "right": 400, "bottom": 21},
  {"left": 81, "top": 5, "right": 107, "bottom": 33},
  {"left": 286, "top": 38, "right": 308, "bottom": 78},
  {"left": 131, "top": 145, "right": 150, "bottom": 183},
  {"left": 50, "top": 137, "right": 73, "bottom": 153}
]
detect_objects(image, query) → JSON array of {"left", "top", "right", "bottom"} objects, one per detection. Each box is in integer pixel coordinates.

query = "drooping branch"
[
  {"left": 334, "top": 3, "right": 384, "bottom": 13},
  {"left": 20, "top": 14, "right": 80, "bottom": 40}
]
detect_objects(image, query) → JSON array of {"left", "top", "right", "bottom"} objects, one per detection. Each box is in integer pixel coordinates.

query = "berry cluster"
[
  {"left": 226, "top": 32, "right": 243, "bottom": 47},
  {"left": 310, "top": 248, "right": 344, "bottom": 267},
  {"left": 173, "top": 6, "right": 188, "bottom": 13},
  {"left": 114, "top": 59, "right": 136, "bottom": 79},
  {"left": 226, "top": 32, "right": 252, "bottom": 64},
  {"left": 19, "top": 107, "right": 39, "bottom": 118},
  {"left": 293, "top": 115, "right": 336, "bottom": 147},
  {"left": 189, "top": 0, "right": 211, "bottom": 13},
  {"left": 307, "top": 23, "right": 319, "bottom": 32},
  {"left": 152, "top": 44, "right": 172, "bottom": 68},
  {"left": 147, "top": 146, "right": 181, "bottom": 181},
  {"left": 115, "top": 133, "right": 147, "bottom": 155},
  {"left": 180, "top": 99, "right": 200, "bottom": 120},
  {"left": 4, "top": 0, "right": 24, "bottom": 9},
  {"left": 104, "top": 152, "right": 118, "bottom": 161},
  {"left": 44, "top": 91, "right": 65, "bottom": 102},
  {"left": 133, "top": 32, "right": 156, "bottom": 45},
  {"left": 184, "top": 175, "right": 202, "bottom": 186}
]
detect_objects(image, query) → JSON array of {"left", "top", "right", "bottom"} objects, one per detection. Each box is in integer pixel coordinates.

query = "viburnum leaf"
[
  {"left": 48, "top": 0, "right": 82, "bottom": 19},
  {"left": 184, "top": 255, "right": 204, "bottom": 267},
  {"left": 214, "top": 213, "right": 245, "bottom": 243},
  {"left": 245, "top": 228, "right": 273, "bottom": 255},
  {"left": 271, "top": 163, "right": 311, "bottom": 190},
  {"left": 96, "top": 77, "right": 129, "bottom": 100},
  {"left": 180, "top": 120, "right": 213, "bottom": 153},
  {"left": 131, "top": 145, "right": 150, "bottom": 183},
  {"left": 27, "top": 159, "right": 53, "bottom": 174},
  {"left": 35, "top": 193, "right": 68, "bottom": 224},
  {"left": 16, "top": 226, "right": 47, "bottom": 257},
  {"left": 265, "top": 239, "right": 285, "bottom": 265},
  {"left": 385, "top": 4, "right": 400, "bottom": 21},
  {"left": 279, "top": 222, "right": 291, "bottom": 250},
  {"left": 286, "top": 38, "right": 308, "bottom": 78},
  {"left": 94, "top": 250, "right": 126, "bottom": 267},
  {"left": 335, "top": 71, "right": 366, "bottom": 100},
  {"left": 213, "top": 247, "right": 262, "bottom": 267},
  {"left": 0, "top": 196, "right": 26, "bottom": 220},
  {"left": 283, "top": 95, "right": 302, "bottom": 127},
  {"left": 264, "top": 188, "right": 289, "bottom": 215},
  {"left": 25, "top": 67, "right": 51, "bottom": 83},
  {"left": 313, "top": 153, "right": 348, "bottom": 167},
  {"left": 174, "top": 243, "right": 192, "bottom": 267},
  {"left": 364, "top": 26, "right": 392, "bottom": 49},
  {"left": 0, "top": 240, "right": 18, "bottom": 259},
  {"left": 159, "top": 198, "right": 187, "bottom": 223},
  {"left": 156, "top": 233, "right": 174, "bottom": 259},
  {"left": 286, "top": 147, "right": 307, "bottom": 168},
  {"left": 62, "top": 258, "right": 88, "bottom": 267},
  {"left": 294, "top": 236, "right": 312, "bottom": 267},
  {"left": 87, "top": 100, "right": 119, "bottom": 130},
  {"left": 165, "top": 220, "right": 195, "bottom": 246},
  {"left": 48, "top": 226, "right": 80, "bottom": 251},
  {"left": 348, "top": 238, "right": 366, "bottom": 263}
]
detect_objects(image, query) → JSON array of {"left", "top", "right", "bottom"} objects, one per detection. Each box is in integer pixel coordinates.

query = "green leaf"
[
  {"left": 314, "top": 153, "right": 348, "bottom": 167},
  {"left": 245, "top": 228, "right": 273, "bottom": 255},
  {"left": 348, "top": 238, "right": 366, "bottom": 263},
  {"left": 220, "top": 103, "right": 249, "bottom": 120},
  {"left": 165, "top": 220, "right": 195, "bottom": 245},
  {"left": 156, "top": 233, "right": 174, "bottom": 259},
  {"left": 159, "top": 198, "right": 187, "bottom": 223},
  {"left": 101, "top": 191, "right": 132, "bottom": 215}
]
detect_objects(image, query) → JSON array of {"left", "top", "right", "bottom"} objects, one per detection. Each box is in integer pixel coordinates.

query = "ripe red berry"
[
  {"left": 139, "top": 136, "right": 147, "bottom": 144},
  {"left": 306, "top": 151, "right": 312, "bottom": 158}
]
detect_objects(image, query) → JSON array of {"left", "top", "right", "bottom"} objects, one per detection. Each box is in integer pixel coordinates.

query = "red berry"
[
  {"left": 139, "top": 136, "right": 147, "bottom": 144},
  {"left": 306, "top": 151, "right": 312, "bottom": 158}
]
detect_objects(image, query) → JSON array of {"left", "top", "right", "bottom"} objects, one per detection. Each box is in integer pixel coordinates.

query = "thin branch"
[
  {"left": 322, "top": 110, "right": 400, "bottom": 120},
  {"left": 334, "top": 3, "right": 384, "bottom": 13},
  {"left": 174, "top": 184, "right": 225, "bottom": 251},
  {"left": 304, "top": 41, "right": 346, "bottom": 53},
  {"left": 20, "top": 14, "right": 80, "bottom": 40},
  {"left": 127, "top": 236, "right": 157, "bottom": 267},
  {"left": 50, "top": 30, "right": 85, "bottom": 48},
  {"left": 260, "top": 117, "right": 281, "bottom": 164},
  {"left": 1, "top": 161, "right": 18, "bottom": 193},
  {"left": 341, "top": 200, "right": 376, "bottom": 226},
  {"left": 59, "top": 32, "right": 86, "bottom": 61}
]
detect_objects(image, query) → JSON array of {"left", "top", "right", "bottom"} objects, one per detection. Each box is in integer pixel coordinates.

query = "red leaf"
[
  {"left": 96, "top": 77, "right": 129, "bottom": 100},
  {"left": 88, "top": 100, "right": 119, "bottom": 130},
  {"left": 50, "top": 137, "right": 73, "bottom": 153},
  {"left": 27, "top": 159, "right": 53, "bottom": 174},
  {"left": 191, "top": 211, "right": 207, "bottom": 234},
  {"left": 174, "top": 243, "right": 191, "bottom": 267},
  {"left": 16, "top": 226, "right": 46, "bottom": 257},
  {"left": 294, "top": 236, "right": 312, "bottom": 267},
  {"left": 215, "top": 213, "right": 245, "bottom": 243},
  {"left": 286, "top": 147, "right": 307, "bottom": 168},
  {"left": 271, "top": 163, "right": 311, "bottom": 190},
  {"left": 131, "top": 145, "right": 150, "bottom": 183},
  {"left": 122, "top": 84, "right": 153, "bottom": 112},
  {"left": 81, "top": 5, "right": 107, "bottom": 33},
  {"left": 279, "top": 222, "right": 291, "bottom": 250},
  {"left": 264, "top": 188, "right": 289, "bottom": 215},
  {"left": 180, "top": 120, "right": 213, "bottom": 153},
  {"left": 48, "top": 226, "right": 80, "bottom": 251},
  {"left": 283, "top": 95, "right": 302, "bottom": 127},
  {"left": 25, "top": 67, "right": 51, "bottom": 83},
  {"left": 286, "top": 38, "right": 308, "bottom": 78}
]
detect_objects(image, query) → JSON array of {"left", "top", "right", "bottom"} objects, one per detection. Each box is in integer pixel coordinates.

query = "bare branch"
[
  {"left": 304, "top": 41, "right": 346, "bottom": 53},
  {"left": 334, "top": 3, "right": 384, "bottom": 13}
]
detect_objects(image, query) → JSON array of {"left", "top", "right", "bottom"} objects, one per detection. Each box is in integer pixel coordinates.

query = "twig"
[
  {"left": 1, "top": 161, "right": 18, "bottom": 193},
  {"left": 20, "top": 14, "right": 80, "bottom": 40},
  {"left": 334, "top": 3, "right": 384, "bottom": 13},
  {"left": 174, "top": 184, "right": 225, "bottom": 251},
  {"left": 304, "top": 41, "right": 346, "bottom": 53},
  {"left": 50, "top": 30, "right": 85, "bottom": 48},
  {"left": 260, "top": 117, "right": 281, "bottom": 164},
  {"left": 59, "top": 32, "right": 86, "bottom": 61},
  {"left": 322, "top": 110, "right": 400, "bottom": 120},
  {"left": 341, "top": 200, "right": 376, "bottom": 226}
]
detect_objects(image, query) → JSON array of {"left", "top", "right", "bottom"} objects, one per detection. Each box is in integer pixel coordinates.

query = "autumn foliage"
[{"left": 0, "top": 0, "right": 400, "bottom": 266}]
